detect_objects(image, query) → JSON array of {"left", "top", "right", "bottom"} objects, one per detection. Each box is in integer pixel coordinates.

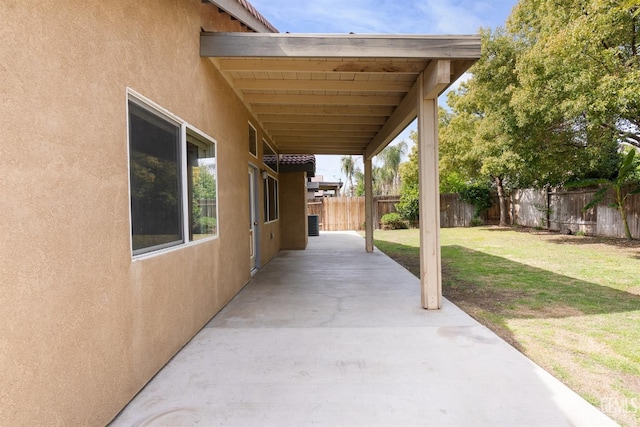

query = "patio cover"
[
  {"left": 200, "top": 31, "right": 481, "bottom": 309},
  {"left": 200, "top": 32, "right": 480, "bottom": 157}
]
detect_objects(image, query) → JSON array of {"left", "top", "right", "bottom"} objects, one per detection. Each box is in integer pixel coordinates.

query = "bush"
[
  {"left": 195, "top": 216, "right": 217, "bottom": 234},
  {"left": 470, "top": 217, "right": 484, "bottom": 227},
  {"left": 380, "top": 212, "right": 407, "bottom": 230},
  {"left": 459, "top": 183, "right": 492, "bottom": 219},
  {"left": 396, "top": 188, "right": 419, "bottom": 222}
]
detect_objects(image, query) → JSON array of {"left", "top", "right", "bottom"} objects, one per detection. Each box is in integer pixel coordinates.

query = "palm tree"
[
  {"left": 378, "top": 141, "right": 408, "bottom": 194},
  {"left": 340, "top": 155, "right": 356, "bottom": 196}
]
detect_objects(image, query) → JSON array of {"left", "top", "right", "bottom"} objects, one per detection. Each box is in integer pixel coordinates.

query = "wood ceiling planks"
[{"left": 202, "top": 33, "right": 480, "bottom": 156}]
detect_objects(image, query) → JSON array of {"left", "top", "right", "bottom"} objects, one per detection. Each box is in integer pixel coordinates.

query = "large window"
[
  {"left": 128, "top": 94, "right": 218, "bottom": 256},
  {"left": 264, "top": 175, "right": 278, "bottom": 223},
  {"left": 128, "top": 100, "right": 183, "bottom": 254}
]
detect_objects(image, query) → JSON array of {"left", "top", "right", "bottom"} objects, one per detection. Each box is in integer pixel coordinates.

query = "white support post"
[
  {"left": 417, "top": 74, "right": 443, "bottom": 309},
  {"left": 364, "top": 157, "right": 374, "bottom": 252}
]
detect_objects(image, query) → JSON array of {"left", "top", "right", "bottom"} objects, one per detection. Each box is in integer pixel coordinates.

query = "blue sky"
[{"left": 249, "top": 0, "right": 519, "bottom": 182}]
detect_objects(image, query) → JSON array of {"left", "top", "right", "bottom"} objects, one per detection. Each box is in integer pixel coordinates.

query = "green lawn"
[{"left": 372, "top": 227, "right": 640, "bottom": 426}]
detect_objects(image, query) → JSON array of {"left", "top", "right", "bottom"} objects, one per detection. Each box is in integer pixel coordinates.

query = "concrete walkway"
[{"left": 111, "top": 232, "right": 617, "bottom": 426}]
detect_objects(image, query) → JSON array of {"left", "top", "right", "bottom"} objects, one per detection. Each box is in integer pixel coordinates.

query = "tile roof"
[
  {"left": 235, "top": 0, "right": 278, "bottom": 33},
  {"left": 267, "top": 154, "right": 316, "bottom": 177},
  {"left": 279, "top": 154, "right": 316, "bottom": 167}
]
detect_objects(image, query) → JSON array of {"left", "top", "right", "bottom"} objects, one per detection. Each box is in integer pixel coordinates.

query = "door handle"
[{"left": 253, "top": 221, "right": 258, "bottom": 226}]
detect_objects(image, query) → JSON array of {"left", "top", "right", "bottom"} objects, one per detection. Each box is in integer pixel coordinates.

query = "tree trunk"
[
  {"left": 494, "top": 175, "right": 508, "bottom": 226},
  {"left": 622, "top": 208, "right": 633, "bottom": 240},
  {"left": 617, "top": 188, "right": 633, "bottom": 240}
]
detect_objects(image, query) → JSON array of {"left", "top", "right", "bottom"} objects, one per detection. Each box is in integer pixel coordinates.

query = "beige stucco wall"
[
  {"left": 0, "top": 1, "right": 279, "bottom": 425},
  {"left": 280, "top": 172, "right": 310, "bottom": 249}
]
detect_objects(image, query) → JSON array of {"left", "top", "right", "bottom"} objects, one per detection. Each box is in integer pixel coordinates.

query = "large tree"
[
  {"left": 440, "top": 19, "right": 624, "bottom": 224},
  {"left": 439, "top": 28, "right": 527, "bottom": 225},
  {"left": 509, "top": 0, "right": 640, "bottom": 149}
]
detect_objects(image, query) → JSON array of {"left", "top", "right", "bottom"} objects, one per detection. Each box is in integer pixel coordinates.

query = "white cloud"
[
  {"left": 251, "top": 0, "right": 512, "bottom": 34},
  {"left": 414, "top": 0, "right": 494, "bottom": 34}
]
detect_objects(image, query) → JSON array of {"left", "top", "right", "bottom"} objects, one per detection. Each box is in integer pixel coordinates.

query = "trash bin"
[{"left": 308, "top": 215, "right": 320, "bottom": 236}]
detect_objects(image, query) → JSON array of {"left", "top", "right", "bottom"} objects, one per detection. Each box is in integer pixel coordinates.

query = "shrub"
[
  {"left": 459, "top": 183, "right": 492, "bottom": 219},
  {"left": 380, "top": 212, "right": 407, "bottom": 230},
  {"left": 195, "top": 216, "right": 217, "bottom": 234},
  {"left": 396, "top": 187, "right": 419, "bottom": 222},
  {"left": 470, "top": 217, "right": 484, "bottom": 227}
]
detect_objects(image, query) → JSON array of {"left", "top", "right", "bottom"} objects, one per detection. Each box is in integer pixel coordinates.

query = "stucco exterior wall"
[
  {"left": 0, "top": 1, "right": 279, "bottom": 425},
  {"left": 280, "top": 172, "right": 310, "bottom": 249}
]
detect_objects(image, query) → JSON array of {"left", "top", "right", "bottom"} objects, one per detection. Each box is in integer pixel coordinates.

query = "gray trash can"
[{"left": 308, "top": 215, "right": 320, "bottom": 236}]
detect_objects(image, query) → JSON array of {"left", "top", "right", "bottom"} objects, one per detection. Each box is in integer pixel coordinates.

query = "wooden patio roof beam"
[
  {"left": 201, "top": 33, "right": 482, "bottom": 59},
  {"left": 275, "top": 136, "right": 372, "bottom": 144},
  {"left": 233, "top": 79, "right": 413, "bottom": 92},
  {"left": 252, "top": 105, "right": 395, "bottom": 116},
  {"left": 259, "top": 115, "right": 386, "bottom": 125},
  {"left": 217, "top": 58, "right": 428, "bottom": 74},
  {"left": 269, "top": 130, "right": 377, "bottom": 138},
  {"left": 265, "top": 123, "right": 381, "bottom": 132},
  {"left": 363, "top": 59, "right": 451, "bottom": 160},
  {"left": 243, "top": 93, "right": 403, "bottom": 106},
  {"left": 279, "top": 147, "right": 364, "bottom": 155}
]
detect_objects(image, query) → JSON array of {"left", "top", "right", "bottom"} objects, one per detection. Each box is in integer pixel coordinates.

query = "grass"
[{"left": 371, "top": 226, "right": 640, "bottom": 427}]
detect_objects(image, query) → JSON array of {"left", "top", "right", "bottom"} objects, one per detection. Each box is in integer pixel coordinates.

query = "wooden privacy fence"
[
  {"left": 308, "top": 196, "right": 395, "bottom": 231},
  {"left": 307, "top": 194, "right": 474, "bottom": 231},
  {"left": 512, "top": 187, "right": 640, "bottom": 238},
  {"left": 440, "top": 193, "right": 475, "bottom": 227},
  {"left": 308, "top": 188, "right": 640, "bottom": 238}
]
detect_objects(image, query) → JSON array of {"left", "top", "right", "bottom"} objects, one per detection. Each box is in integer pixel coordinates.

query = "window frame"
[
  {"left": 263, "top": 173, "right": 279, "bottom": 224},
  {"left": 127, "top": 89, "right": 219, "bottom": 260},
  {"left": 186, "top": 127, "right": 219, "bottom": 242},
  {"left": 262, "top": 139, "right": 278, "bottom": 173},
  {"left": 248, "top": 122, "right": 258, "bottom": 158}
]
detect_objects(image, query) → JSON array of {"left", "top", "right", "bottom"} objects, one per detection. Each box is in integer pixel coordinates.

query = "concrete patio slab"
[{"left": 110, "top": 231, "right": 617, "bottom": 426}]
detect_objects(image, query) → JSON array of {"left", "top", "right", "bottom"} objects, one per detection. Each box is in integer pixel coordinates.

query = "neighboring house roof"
[
  {"left": 279, "top": 154, "right": 316, "bottom": 167},
  {"left": 273, "top": 154, "right": 316, "bottom": 177},
  {"left": 317, "top": 181, "right": 343, "bottom": 191},
  {"left": 205, "top": 0, "right": 278, "bottom": 33}
]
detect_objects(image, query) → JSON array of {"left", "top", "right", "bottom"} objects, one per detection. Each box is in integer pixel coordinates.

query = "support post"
[
  {"left": 364, "top": 157, "right": 374, "bottom": 252},
  {"left": 417, "top": 74, "right": 443, "bottom": 309}
]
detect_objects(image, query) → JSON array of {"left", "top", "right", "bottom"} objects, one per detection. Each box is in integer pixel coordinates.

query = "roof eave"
[
  {"left": 201, "top": 32, "right": 481, "bottom": 59},
  {"left": 204, "top": 0, "right": 278, "bottom": 33}
]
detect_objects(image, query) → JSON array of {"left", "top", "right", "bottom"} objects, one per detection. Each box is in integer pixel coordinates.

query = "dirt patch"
[
  {"left": 442, "top": 263, "right": 585, "bottom": 319},
  {"left": 389, "top": 253, "right": 420, "bottom": 277}
]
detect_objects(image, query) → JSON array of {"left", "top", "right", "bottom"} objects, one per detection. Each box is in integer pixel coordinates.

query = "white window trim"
[
  {"left": 248, "top": 122, "right": 258, "bottom": 159},
  {"left": 186, "top": 125, "right": 220, "bottom": 243},
  {"left": 263, "top": 173, "right": 279, "bottom": 224},
  {"left": 262, "top": 138, "right": 278, "bottom": 173},
  {"left": 126, "top": 88, "right": 219, "bottom": 261}
]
